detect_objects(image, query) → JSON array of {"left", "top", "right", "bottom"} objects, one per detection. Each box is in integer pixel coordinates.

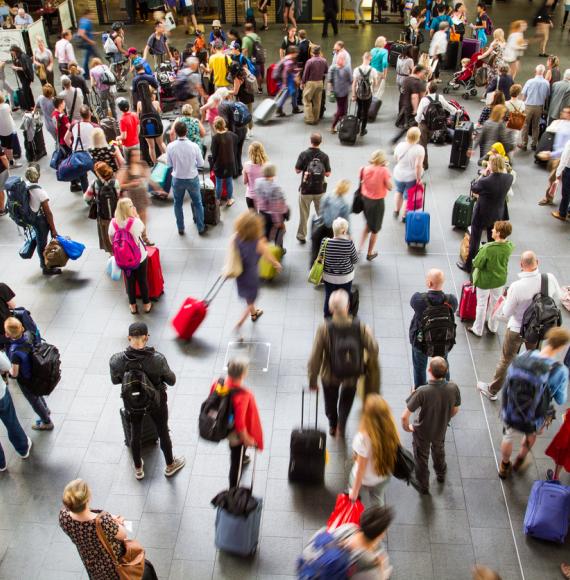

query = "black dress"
[{"left": 14, "top": 54, "right": 35, "bottom": 111}]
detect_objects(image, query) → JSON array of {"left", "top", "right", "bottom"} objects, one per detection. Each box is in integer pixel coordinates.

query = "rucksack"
[
  {"left": 231, "top": 101, "right": 252, "bottom": 128},
  {"left": 301, "top": 156, "right": 326, "bottom": 195},
  {"left": 121, "top": 360, "right": 160, "bottom": 414},
  {"left": 355, "top": 67, "right": 372, "bottom": 101},
  {"left": 100, "top": 67, "right": 117, "bottom": 86},
  {"left": 252, "top": 39, "right": 265, "bottom": 64},
  {"left": 424, "top": 95, "right": 447, "bottom": 132},
  {"left": 416, "top": 295, "right": 457, "bottom": 357},
  {"left": 506, "top": 107, "right": 526, "bottom": 131},
  {"left": 328, "top": 320, "right": 363, "bottom": 379},
  {"left": 6, "top": 177, "right": 40, "bottom": 228},
  {"left": 297, "top": 530, "right": 352, "bottom": 580},
  {"left": 111, "top": 218, "right": 141, "bottom": 274},
  {"left": 198, "top": 378, "right": 239, "bottom": 442},
  {"left": 11, "top": 307, "right": 41, "bottom": 345},
  {"left": 173, "top": 70, "right": 196, "bottom": 101},
  {"left": 243, "top": 70, "right": 257, "bottom": 95},
  {"left": 97, "top": 181, "right": 118, "bottom": 221},
  {"left": 501, "top": 352, "right": 554, "bottom": 434},
  {"left": 520, "top": 274, "right": 562, "bottom": 345},
  {"left": 12, "top": 340, "right": 61, "bottom": 396}
]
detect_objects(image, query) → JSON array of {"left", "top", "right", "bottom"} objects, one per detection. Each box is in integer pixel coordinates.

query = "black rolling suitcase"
[
  {"left": 389, "top": 41, "right": 411, "bottom": 67},
  {"left": 338, "top": 104, "right": 360, "bottom": 145},
  {"left": 310, "top": 217, "right": 333, "bottom": 266},
  {"left": 535, "top": 131, "right": 555, "bottom": 165},
  {"left": 288, "top": 390, "right": 326, "bottom": 484},
  {"left": 120, "top": 408, "right": 159, "bottom": 447},
  {"left": 368, "top": 97, "right": 382, "bottom": 122},
  {"left": 449, "top": 121, "right": 473, "bottom": 169},
  {"left": 445, "top": 41, "right": 460, "bottom": 71},
  {"left": 350, "top": 286, "right": 359, "bottom": 316},
  {"left": 200, "top": 172, "right": 220, "bottom": 226},
  {"left": 25, "top": 128, "right": 47, "bottom": 162}
]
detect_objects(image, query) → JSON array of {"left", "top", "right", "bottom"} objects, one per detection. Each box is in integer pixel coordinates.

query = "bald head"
[
  {"left": 426, "top": 269, "right": 445, "bottom": 290},
  {"left": 520, "top": 251, "right": 538, "bottom": 271}
]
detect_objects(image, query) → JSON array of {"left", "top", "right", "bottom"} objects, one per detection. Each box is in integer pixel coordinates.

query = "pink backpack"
[{"left": 111, "top": 218, "right": 141, "bottom": 274}]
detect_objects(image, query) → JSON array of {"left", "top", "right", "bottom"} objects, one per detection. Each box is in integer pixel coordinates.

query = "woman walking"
[
  {"left": 33, "top": 36, "right": 55, "bottom": 87},
  {"left": 329, "top": 54, "right": 353, "bottom": 134},
  {"left": 211, "top": 116, "right": 238, "bottom": 206},
  {"left": 358, "top": 150, "right": 392, "bottom": 261},
  {"left": 503, "top": 20, "right": 528, "bottom": 79},
  {"left": 34, "top": 84, "right": 57, "bottom": 145},
  {"left": 10, "top": 45, "right": 34, "bottom": 111},
  {"left": 243, "top": 141, "right": 268, "bottom": 210}
]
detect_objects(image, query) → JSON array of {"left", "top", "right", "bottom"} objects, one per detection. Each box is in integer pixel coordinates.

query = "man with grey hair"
[
  {"left": 308, "top": 289, "right": 379, "bottom": 437},
  {"left": 58, "top": 76, "right": 83, "bottom": 122},
  {"left": 548, "top": 69, "right": 570, "bottom": 123},
  {"left": 478, "top": 250, "right": 562, "bottom": 400},
  {"left": 519, "top": 64, "right": 551, "bottom": 151},
  {"left": 176, "top": 57, "right": 205, "bottom": 118},
  {"left": 301, "top": 46, "right": 328, "bottom": 125}
]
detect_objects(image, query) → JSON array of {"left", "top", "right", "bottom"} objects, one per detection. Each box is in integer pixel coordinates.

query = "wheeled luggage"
[
  {"left": 452, "top": 194, "right": 475, "bottom": 229},
  {"left": 289, "top": 389, "right": 326, "bottom": 484},
  {"left": 459, "top": 280, "right": 477, "bottom": 321},
  {"left": 266, "top": 63, "right": 279, "bottom": 96},
  {"left": 258, "top": 243, "right": 283, "bottom": 280},
  {"left": 535, "top": 131, "right": 555, "bottom": 165},
  {"left": 405, "top": 183, "right": 430, "bottom": 247},
  {"left": 253, "top": 90, "right": 283, "bottom": 124},
  {"left": 461, "top": 38, "right": 480, "bottom": 60},
  {"left": 120, "top": 408, "right": 159, "bottom": 447},
  {"left": 24, "top": 127, "right": 47, "bottom": 162},
  {"left": 368, "top": 97, "right": 382, "bottom": 122},
  {"left": 338, "top": 108, "right": 360, "bottom": 145},
  {"left": 449, "top": 121, "right": 473, "bottom": 169},
  {"left": 135, "top": 246, "right": 164, "bottom": 300},
  {"left": 150, "top": 162, "right": 172, "bottom": 193},
  {"left": 201, "top": 172, "right": 220, "bottom": 226},
  {"left": 524, "top": 480, "right": 570, "bottom": 543},
  {"left": 445, "top": 41, "right": 460, "bottom": 71},
  {"left": 171, "top": 276, "right": 225, "bottom": 340},
  {"left": 389, "top": 41, "right": 411, "bottom": 67}
]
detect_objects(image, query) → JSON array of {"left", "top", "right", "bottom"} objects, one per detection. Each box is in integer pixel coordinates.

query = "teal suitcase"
[{"left": 452, "top": 194, "right": 475, "bottom": 230}]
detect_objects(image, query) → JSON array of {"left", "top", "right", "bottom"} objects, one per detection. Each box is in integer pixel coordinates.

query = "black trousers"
[
  {"left": 235, "top": 127, "right": 247, "bottom": 176},
  {"left": 130, "top": 391, "right": 173, "bottom": 469},
  {"left": 412, "top": 433, "right": 447, "bottom": 491},
  {"left": 229, "top": 444, "right": 245, "bottom": 488},
  {"left": 322, "top": 381, "right": 357, "bottom": 431},
  {"left": 466, "top": 222, "right": 493, "bottom": 268},
  {"left": 125, "top": 258, "right": 150, "bottom": 305},
  {"left": 558, "top": 167, "right": 570, "bottom": 217},
  {"left": 357, "top": 98, "right": 372, "bottom": 133},
  {"left": 322, "top": 10, "right": 338, "bottom": 37},
  {"left": 32, "top": 215, "right": 50, "bottom": 270}
]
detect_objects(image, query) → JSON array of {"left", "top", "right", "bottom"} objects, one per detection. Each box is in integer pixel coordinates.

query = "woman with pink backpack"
[{"left": 108, "top": 198, "right": 152, "bottom": 314}]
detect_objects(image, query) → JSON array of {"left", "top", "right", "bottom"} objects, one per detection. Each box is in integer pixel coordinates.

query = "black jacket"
[
  {"left": 471, "top": 172, "right": 513, "bottom": 227},
  {"left": 109, "top": 346, "right": 176, "bottom": 391}
]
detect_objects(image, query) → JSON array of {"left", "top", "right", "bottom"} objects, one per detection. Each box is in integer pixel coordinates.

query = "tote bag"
[
  {"left": 222, "top": 236, "right": 243, "bottom": 279},
  {"left": 308, "top": 238, "right": 328, "bottom": 285}
]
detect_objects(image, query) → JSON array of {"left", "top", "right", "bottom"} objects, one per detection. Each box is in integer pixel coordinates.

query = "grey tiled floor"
[{"left": 2, "top": 6, "right": 570, "bottom": 579}]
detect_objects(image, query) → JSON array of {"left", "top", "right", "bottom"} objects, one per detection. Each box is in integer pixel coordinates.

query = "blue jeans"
[
  {"left": 324, "top": 281, "right": 352, "bottom": 318},
  {"left": 82, "top": 44, "right": 98, "bottom": 78},
  {"left": 172, "top": 176, "right": 204, "bottom": 233},
  {"left": 0, "top": 387, "right": 29, "bottom": 468},
  {"left": 394, "top": 178, "right": 416, "bottom": 200},
  {"left": 412, "top": 346, "right": 449, "bottom": 389},
  {"left": 32, "top": 216, "right": 50, "bottom": 270},
  {"left": 277, "top": 76, "right": 298, "bottom": 112},
  {"left": 215, "top": 176, "right": 233, "bottom": 200},
  {"left": 18, "top": 379, "right": 51, "bottom": 424}
]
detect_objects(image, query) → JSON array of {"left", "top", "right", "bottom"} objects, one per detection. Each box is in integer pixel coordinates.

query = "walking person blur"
[
  {"left": 519, "top": 64, "right": 550, "bottom": 152},
  {"left": 243, "top": 141, "right": 268, "bottom": 210},
  {"left": 54, "top": 30, "right": 76, "bottom": 75},
  {"left": 210, "top": 117, "right": 238, "bottom": 207},
  {"left": 504, "top": 20, "right": 528, "bottom": 80},
  {"left": 533, "top": 0, "right": 555, "bottom": 57},
  {"left": 0, "top": 95, "right": 21, "bottom": 168},
  {"left": 551, "top": 140, "right": 570, "bottom": 221},
  {"left": 254, "top": 163, "right": 289, "bottom": 248},
  {"left": 33, "top": 84, "right": 57, "bottom": 145},
  {"left": 352, "top": 52, "right": 379, "bottom": 137},
  {"left": 89, "top": 128, "right": 124, "bottom": 172},
  {"left": 302, "top": 45, "right": 328, "bottom": 125},
  {"left": 0, "top": 371, "right": 31, "bottom": 471},
  {"left": 76, "top": 8, "right": 99, "bottom": 79},
  {"left": 10, "top": 45, "right": 34, "bottom": 111},
  {"left": 328, "top": 53, "right": 352, "bottom": 133}
]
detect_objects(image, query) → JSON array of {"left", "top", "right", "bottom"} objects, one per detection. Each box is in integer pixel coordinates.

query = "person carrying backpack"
[
  {"left": 89, "top": 57, "right": 117, "bottom": 119},
  {"left": 309, "top": 289, "right": 379, "bottom": 437},
  {"left": 409, "top": 269, "right": 458, "bottom": 390},
  {"left": 498, "top": 327, "right": 570, "bottom": 479},
  {"left": 351, "top": 52, "right": 380, "bottom": 138},
  {"left": 109, "top": 322, "right": 185, "bottom": 480}
]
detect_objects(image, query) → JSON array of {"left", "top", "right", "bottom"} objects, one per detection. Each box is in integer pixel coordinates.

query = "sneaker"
[
  {"left": 9, "top": 161, "right": 22, "bottom": 168},
  {"left": 0, "top": 463, "right": 6, "bottom": 472},
  {"left": 164, "top": 456, "right": 186, "bottom": 477},
  {"left": 178, "top": 229, "right": 185, "bottom": 236},
  {"left": 42, "top": 268, "right": 62, "bottom": 276},
  {"left": 467, "top": 326, "right": 482, "bottom": 337},
  {"left": 32, "top": 420, "right": 54, "bottom": 431},
  {"left": 20, "top": 437, "right": 32, "bottom": 459},
  {"left": 436, "top": 474, "right": 445, "bottom": 483},
  {"left": 135, "top": 459, "right": 144, "bottom": 480},
  {"left": 477, "top": 382, "right": 498, "bottom": 401},
  {"left": 498, "top": 460, "right": 512, "bottom": 479}
]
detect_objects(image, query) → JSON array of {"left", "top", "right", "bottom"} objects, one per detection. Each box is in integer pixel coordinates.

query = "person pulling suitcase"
[{"left": 109, "top": 322, "right": 186, "bottom": 480}]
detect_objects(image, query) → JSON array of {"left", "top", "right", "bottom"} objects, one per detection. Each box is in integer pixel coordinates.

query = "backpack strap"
[
  {"left": 541, "top": 273, "right": 548, "bottom": 297},
  {"left": 111, "top": 218, "right": 118, "bottom": 230},
  {"left": 125, "top": 217, "right": 135, "bottom": 232}
]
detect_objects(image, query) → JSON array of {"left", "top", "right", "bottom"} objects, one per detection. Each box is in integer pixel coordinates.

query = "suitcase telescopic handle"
[
  {"left": 203, "top": 275, "right": 226, "bottom": 305},
  {"left": 236, "top": 445, "right": 257, "bottom": 491},
  {"left": 301, "top": 388, "right": 319, "bottom": 431}
]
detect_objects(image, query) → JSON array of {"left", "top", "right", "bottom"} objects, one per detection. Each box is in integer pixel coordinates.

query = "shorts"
[
  {"left": 0, "top": 133, "right": 12, "bottom": 148},
  {"left": 179, "top": 4, "right": 195, "bottom": 15},
  {"left": 284, "top": 0, "right": 294, "bottom": 6},
  {"left": 0, "top": 169, "right": 8, "bottom": 190},
  {"left": 502, "top": 426, "right": 535, "bottom": 444},
  {"left": 393, "top": 178, "right": 416, "bottom": 197}
]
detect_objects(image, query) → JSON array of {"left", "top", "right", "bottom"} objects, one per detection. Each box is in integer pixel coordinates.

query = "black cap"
[
  {"left": 128, "top": 322, "right": 148, "bottom": 337},
  {"left": 360, "top": 506, "right": 394, "bottom": 540}
]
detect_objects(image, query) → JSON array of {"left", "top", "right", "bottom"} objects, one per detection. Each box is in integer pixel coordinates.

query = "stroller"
[
  {"left": 156, "top": 62, "right": 177, "bottom": 113},
  {"left": 443, "top": 52, "right": 483, "bottom": 99}
]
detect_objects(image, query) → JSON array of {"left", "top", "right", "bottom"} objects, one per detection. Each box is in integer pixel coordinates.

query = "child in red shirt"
[{"left": 118, "top": 99, "right": 140, "bottom": 149}]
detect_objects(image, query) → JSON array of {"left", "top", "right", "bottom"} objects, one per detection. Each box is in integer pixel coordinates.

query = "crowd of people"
[{"left": 1, "top": 1, "right": 570, "bottom": 578}]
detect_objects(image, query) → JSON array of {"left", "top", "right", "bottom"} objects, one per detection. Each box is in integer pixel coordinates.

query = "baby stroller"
[
  {"left": 443, "top": 52, "right": 483, "bottom": 99},
  {"left": 156, "top": 62, "right": 177, "bottom": 113}
]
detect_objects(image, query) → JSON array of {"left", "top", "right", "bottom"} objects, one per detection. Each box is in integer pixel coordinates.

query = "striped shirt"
[{"left": 323, "top": 237, "right": 358, "bottom": 284}]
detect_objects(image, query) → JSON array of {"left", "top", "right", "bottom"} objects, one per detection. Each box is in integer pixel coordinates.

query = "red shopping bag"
[{"left": 326, "top": 493, "right": 364, "bottom": 531}]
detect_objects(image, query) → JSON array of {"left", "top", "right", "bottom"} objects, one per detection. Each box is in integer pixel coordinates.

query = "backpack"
[
  {"left": 173, "top": 70, "right": 196, "bottom": 101},
  {"left": 272, "top": 60, "right": 285, "bottom": 83},
  {"left": 6, "top": 177, "right": 40, "bottom": 228},
  {"left": 243, "top": 70, "right": 257, "bottom": 94},
  {"left": 103, "top": 32, "right": 118, "bottom": 54},
  {"left": 328, "top": 320, "right": 363, "bottom": 379},
  {"left": 11, "top": 307, "right": 41, "bottom": 345},
  {"left": 198, "top": 379, "right": 240, "bottom": 442},
  {"left": 506, "top": 107, "right": 526, "bottom": 131},
  {"left": 297, "top": 530, "right": 352, "bottom": 580},
  {"left": 301, "top": 156, "right": 326, "bottom": 195},
  {"left": 424, "top": 95, "right": 448, "bottom": 132},
  {"left": 231, "top": 101, "right": 252, "bottom": 128},
  {"left": 501, "top": 352, "right": 554, "bottom": 433},
  {"left": 111, "top": 218, "right": 141, "bottom": 274},
  {"left": 121, "top": 360, "right": 160, "bottom": 414},
  {"left": 13, "top": 340, "right": 61, "bottom": 396},
  {"left": 416, "top": 295, "right": 457, "bottom": 357},
  {"left": 355, "top": 67, "right": 372, "bottom": 101},
  {"left": 252, "top": 39, "right": 265, "bottom": 64},
  {"left": 100, "top": 66, "right": 117, "bottom": 86},
  {"left": 97, "top": 181, "right": 118, "bottom": 221},
  {"left": 520, "top": 274, "right": 562, "bottom": 345}
]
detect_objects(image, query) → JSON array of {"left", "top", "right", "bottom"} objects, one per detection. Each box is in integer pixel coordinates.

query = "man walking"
[
  {"left": 302, "top": 46, "right": 328, "bottom": 125},
  {"left": 478, "top": 251, "right": 562, "bottom": 400},
  {"left": 402, "top": 357, "right": 461, "bottom": 495},
  {"left": 110, "top": 322, "right": 185, "bottom": 480},
  {"left": 294, "top": 132, "right": 331, "bottom": 243},
  {"left": 166, "top": 121, "right": 206, "bottom": 236},
  {"left": 352, "top": 51, "right": 379, "bottom": 138},
  {"left": 322, "top": 0, "right": 339, "bottom": 38},
  {"left": 519, "top": 65, "right": 550, "bottom": 151},
  {"left": 143, "top": 21, "right": 172, "bottom": 68}
]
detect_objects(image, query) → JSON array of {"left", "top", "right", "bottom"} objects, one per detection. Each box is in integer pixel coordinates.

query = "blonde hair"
[
  {"left": 234, "top": 210, "right": 263, "bottom": 241},
  {"left": 335, "top": 179, "right": 350, "bottom": 195},
  {"left": 248, "top": 141, "right": 268, "bottom": 166},
  {"left": 42, "top": 83, "right": 54, "bottom": 98},
  {"left": 490, "top": 155, "right": 506, "bottom": 173},
  {"left": 406, "top": 126, "right": 421, "bottom": 144},
  {"left": 472, "top": 566, "right": 502, "bottom": 580},
  {"left": 493, "top": 28, "right": 505, "bottom": 43},
  {"left": 509, "top": 20, "right": 526, "bottom": 34},
  {"left": 114, "top": 197, "right": 134, "bottom": 225},
  {"left": 374, "top": 36, "right": 386, "bottom": 48},
  {"left": 332, "top": 217, "right": 349, "bottom": 236},
  {"left": 90, "top": 57, "right": 102, "bottom": 67},
  {"left": 62, "top": 479, "right": 91, "bottom": 513},
  {"left": 91, "top": 128, "right": 108, "bottom": 149},
  {"left": 4, "top": 316, "right": 24, "bottom": 339},
  {"left": 490, "top": 104, "right": 506, "bottom": 123},
  {"left": 213, "top": 116, "right": 226, "bottom": 132},
  {"left": 360, "top": 395, "right": 399, "bottom": 476},
  {"left": 369, "top": 149, "right": 388, "bottom": 166}
]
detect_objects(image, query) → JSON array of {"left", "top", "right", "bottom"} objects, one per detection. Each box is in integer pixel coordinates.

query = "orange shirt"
[{"left": 361, "top": 164, "right": 391, "bottom": 200}]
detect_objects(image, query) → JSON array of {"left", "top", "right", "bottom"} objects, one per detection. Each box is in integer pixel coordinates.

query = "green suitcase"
[{"left": 452, "top": 194, "right": 475, "bottom": 230}]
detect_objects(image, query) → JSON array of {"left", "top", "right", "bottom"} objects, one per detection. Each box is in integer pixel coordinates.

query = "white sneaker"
[
  {"left": 20, "top": 437, "right": 32, "bottom": 459},
  {"left": 477, "top": 381, "right": 498, "bottom": 401},
  {"left": 134, "top": 459, "right": 144, "bottom": 480}
]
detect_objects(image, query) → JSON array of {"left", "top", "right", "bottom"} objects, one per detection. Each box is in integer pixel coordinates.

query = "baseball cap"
[
  {"left": 128, "top": 322, "right": 149, "bottom": 337},
  {"left": 127, "top": 47, "right": 138, "bottom": 55}
]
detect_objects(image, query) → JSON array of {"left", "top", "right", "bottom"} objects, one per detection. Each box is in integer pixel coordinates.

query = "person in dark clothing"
[
  {"left": 68, "top": 63, "right": 90, "bottom": 103},
  {"left": 109, "top": 322, "right": 186, "bottom": 481},
  {"left": 409, "top": 269, "right": 458, "bottom": 389},
  {"left": 210, "top": 116, "right": 238, "bottom": 204},
  {"left": 131, "top": 64, "right": 159, "bottom": 109},
  {"left": 457, "top": 155, "right": 513, "bottom": 273},
  {"left": 322, "top": 0, "right": 339, "bottom": 38},
  {"left": 218, "top": 99, "right": 247, "bottom": 176},
  {"left": 10, "top": 45, "right": 34, "bottom": 111},
  {"left": 485, "top": 65, "right": 514, "bottom": 101}
]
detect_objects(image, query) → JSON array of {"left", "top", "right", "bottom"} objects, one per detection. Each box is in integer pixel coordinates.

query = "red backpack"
[{"left": 111, "top": 218, "right": 141, "bottom": 274}]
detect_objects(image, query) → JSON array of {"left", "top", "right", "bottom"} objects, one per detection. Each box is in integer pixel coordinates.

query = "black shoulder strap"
[
  {"left": 69, "top": 88, "right": 78, "bottom": 120},
  {"left": 541, "top": 273, "right": 548, "bottom": 297}
]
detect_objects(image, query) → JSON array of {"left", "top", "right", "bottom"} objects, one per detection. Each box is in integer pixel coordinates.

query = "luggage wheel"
[
  {"left": 470, "top": 88, "right": 478, "bottom": 97},
  {"left": 463, "top": 93, "right": 470, "bottom": 100}
]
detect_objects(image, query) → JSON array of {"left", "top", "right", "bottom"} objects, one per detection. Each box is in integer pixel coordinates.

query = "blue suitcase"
[
  {"left": 405, "top": 211, "right": 430, "bottom": 246},
  {"left": 524, "top": 480, "right": 570, "bottom": 543}
]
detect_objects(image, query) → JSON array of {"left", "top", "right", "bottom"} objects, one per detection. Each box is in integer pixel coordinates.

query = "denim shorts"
[{"left": 393, "top": 178, "right": 416, "bottom": 199}]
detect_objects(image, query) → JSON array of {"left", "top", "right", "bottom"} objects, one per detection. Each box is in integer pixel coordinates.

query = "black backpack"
[
  {"left": 328, "top": 320, "right": 363, "bottom": 379},
  {"left": 199, "top": 378, "right": 240, "bottom": 442},
  {"left": 416, "top": 295, "right": 457, "bottom": 357},
  {"left": 301, "top": 156, "right": 326, "bottom": 195},
  {"left": 252, "top": 39, "right": 266, "bottom": 64},
  {"left": 121, "top": 361, "right": 160, "bottom": 414},
  {"left": 13, "top": 340, "right": 61, "bottom": 396},
  {"left": 355, "top": 67, "right": 372, "bottom": 101},
  {"left": 520, "top": 274, "right": 562, "bottom": 345},
  {"left": 97, "top": 181, "right": 118, "bottom": 221},
  {"left": 424, "top": 95, "right": 447, "bottom": 132}
]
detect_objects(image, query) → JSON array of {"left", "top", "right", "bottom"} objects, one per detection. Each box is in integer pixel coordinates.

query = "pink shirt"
[
  {"left": 206, "top": 104, "right": 219, "bottom": 125},
  {"left": 243, "top": 161, "right": 263, "bottom": 199},
  {"left": 361, "top": 165, "right": 391, "bottom": 200}
]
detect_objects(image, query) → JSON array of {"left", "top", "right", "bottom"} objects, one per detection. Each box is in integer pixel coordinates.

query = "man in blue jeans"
[
  {"left": 409, "top": 269, "right": 458, "bottom": 390},
  {"left": 276, "top": 46, "right": 301, "bottom": 117},
  {"left": 76, "top": 9, "right": 99, "bottom": 80},
  {"left": 166, "top": 121, "right": 206, "bottom": 236}
]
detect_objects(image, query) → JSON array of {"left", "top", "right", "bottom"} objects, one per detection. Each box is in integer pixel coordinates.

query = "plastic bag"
[
  {"left": 106, "top": 257, "right": 122, "bottom": 281},
  {"left": 326, "top": 493, "right": 364, "bottom": 531},
  {"left": 56, "top": 235, "right": 85, "bottom": 260}
]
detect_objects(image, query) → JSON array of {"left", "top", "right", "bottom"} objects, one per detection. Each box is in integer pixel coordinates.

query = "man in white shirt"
[
  {"left": 166, "top": 121, "right": 206, "bottom": 236},
  {"left": 54, "top": 30, "right": 77, "bottom": 75},
  {"left": 478, "top": 251, "right": 561, "bottom": 400},
  {"left": 352, "top": 52, "right": 380, "bottom": 137},
  {"left": 519, "top": 64, "right": 551, "bottom": 151},
  {"left": 59, "top": 76, "right": 83, "bottom": 122},
  {"left": 64, "top": 105, "right": 98, "bottom": 192}
]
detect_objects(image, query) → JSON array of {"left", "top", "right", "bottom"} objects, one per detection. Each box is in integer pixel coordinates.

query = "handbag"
[
  {"left": 56, "top": 123, "right": 94, "bottom": 182},
  {"left": 106, "top": 257, "right": 122, "bottom": 281},
  {"left": 352, "top": 170, "right": 364, "bottom": 214},
  {"left": 449, "top": 31, "right": 460, "bottom": 43},
  {"left": 19, "top": 228, "right": 37, "bottom": 260},
  {"left": 56, "top": 235, "right": 85, "bottom": 260},
  {"left": 95, "top": 514, "right": 145, "bottom": 580},
  {"left": 222, "top": 236, "right": 243, "bottom": 279},
  {"left": 50, "top": 146, "right": 68, "bottom": 170},
  {"left": 308, "top": 238, "right": 328, "bottom": 286},
  {"left": 326, "top": 493, "right": 364, "bottom": 531},
  {"left": 392, "top": 444, "right": 416, "bottom": 483},
  {"left": 43, "top": 239, "right": 70, "bottom": 268}
]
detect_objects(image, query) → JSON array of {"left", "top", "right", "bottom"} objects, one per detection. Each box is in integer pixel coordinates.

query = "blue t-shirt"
[
  {"left": 78, "top": 17, "right": 94, "bottom": 40},
  {"left": 8, "top": 337, "right": 32, "bottom": 381},
  {"left": 430, "top": 14, "right": 453, "bottom": 31},
  {"left": 370, "top": 47, "right": 388, "bottom": 73}
]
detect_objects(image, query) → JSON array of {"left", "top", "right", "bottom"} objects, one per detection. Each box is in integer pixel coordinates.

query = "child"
[
  {"left": 200, "top": 87, "right": 230, "bottom": 132},
  {"left": 545, "top": 409, "right": 570, "bottom": 481}
]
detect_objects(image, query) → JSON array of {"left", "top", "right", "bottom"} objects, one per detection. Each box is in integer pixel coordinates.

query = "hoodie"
[{"left": 109, "top": 346, "right": 176, "bottom": 391}]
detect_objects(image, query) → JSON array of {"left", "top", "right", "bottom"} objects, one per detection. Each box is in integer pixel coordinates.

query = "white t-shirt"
[
  {"left": 506, "top": 99, "right": 525, "bottom": 113},
  {"left": 28, "top": 185, "right": 49, "bottom": 213},
  {"left": 108, "top": 217, "right": 147, "bottom": 263},
  {"left": 0, "top": 103, "right": 15, "bottom": 137},
  {"left": 351, "top": 432, "right": 388, "bottom": 487},
  {"left": 393, "top": 142, "right": 424, "bottom": 183},
  {"left": 71, "top": 122, "right": 96, "bottom": 150}
]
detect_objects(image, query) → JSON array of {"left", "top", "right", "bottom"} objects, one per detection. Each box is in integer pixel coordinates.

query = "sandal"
[
  {"left": 366, "top": 252, "right": 378, "bottom": 261},
  {"left": 226, "top": 199, "right": 235, "bottom": 207},
  {"left": 143, "top": 303, "right": 153, "bottom": 314},
  {"left": 251, "top": 309, "right": 264, "bottom": 322},
  {"left": 130, "top": 306, "right": 139, "bottom": 315}
]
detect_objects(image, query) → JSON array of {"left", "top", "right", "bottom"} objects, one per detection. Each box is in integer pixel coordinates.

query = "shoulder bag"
[
  {"left": 56, "top": 123, "right": 94, "bottom": 182},
  {"left": 351, "top": 169, "right": 364, "bottom": 214},
  {"left": 222, "top": 235, "right": 243, "bottom": 278},
  {"left": 95, "top": 514, "right": 145, "bottom": 580},
  {"left": 308, "top": 238, "right": 328, "bottom": 286}
]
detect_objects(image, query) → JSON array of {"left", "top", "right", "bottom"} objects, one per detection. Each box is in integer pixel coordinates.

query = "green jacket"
[{"left": 472, "top": 240, "right": 514, "bottom": 290}]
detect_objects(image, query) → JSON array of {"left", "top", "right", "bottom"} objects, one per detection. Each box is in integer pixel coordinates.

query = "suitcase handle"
[
  {"left": 301, "top": 388, "right": 319, "bottom": 431},
  {"left": 236, "top": 445, "right": 257, "bottom": 491},
  {"left": 203, "top": 275, "right": 226, "bottom": 305}
]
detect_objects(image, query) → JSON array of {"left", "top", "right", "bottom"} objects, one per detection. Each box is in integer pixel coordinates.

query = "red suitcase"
[
  {"left": 266, "top": 64, "right": 279, "bottom": 97},
  {"left": 135, "top": 246, "right": 164, "bottom": 300},
  {"left": 210, "top": 169, "right": 227, "bottom": 200},
  {"left": 459, "top": 280, "right": 477, "bottom": 321},
  {"left": 171, "top": 276, "right": 226, "bottom": 340}
]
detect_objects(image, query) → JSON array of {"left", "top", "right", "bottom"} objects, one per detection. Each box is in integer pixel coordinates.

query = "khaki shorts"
[{"left": 502, "top": 426, "right": 535, "bottom": 444}]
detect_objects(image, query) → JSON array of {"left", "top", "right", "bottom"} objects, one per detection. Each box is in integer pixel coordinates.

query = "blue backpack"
[
  {"left": 232, "top": 101, "right": 253, "bottom": 128},
  {"left": 297, "top": 530, "right": 352, "bottom": 580},
  {"left": 6, "top": 177, "right": 39, "bottom": 229}
]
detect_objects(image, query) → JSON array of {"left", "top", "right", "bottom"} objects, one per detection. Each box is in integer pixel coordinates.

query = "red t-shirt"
[
  {"left": 52, "top": 111, "right": 69, "bottom": 145},
  {"left": 119, "top": 111, "right": 140, "bottom": 147}
]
